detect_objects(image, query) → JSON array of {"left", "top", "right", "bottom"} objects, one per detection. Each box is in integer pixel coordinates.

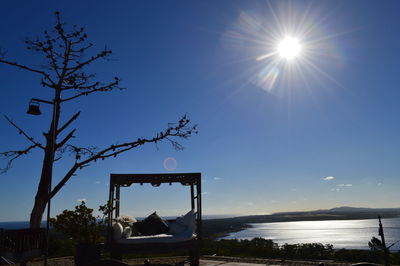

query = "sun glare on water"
[{"left": 277, "top": 36, "right": 301, "bottom": 60}]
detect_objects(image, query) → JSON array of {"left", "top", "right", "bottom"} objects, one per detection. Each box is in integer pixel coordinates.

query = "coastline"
[{"left": 202, "top": 209, "right": 400, "bottom": 239}]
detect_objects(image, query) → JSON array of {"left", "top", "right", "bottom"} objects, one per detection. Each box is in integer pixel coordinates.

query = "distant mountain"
[
  {"left": 327, "top": 206, "right": 400, "bottom": 213},
  {"left": 275, "top": 206, "right": 400, "bottom": 216}
]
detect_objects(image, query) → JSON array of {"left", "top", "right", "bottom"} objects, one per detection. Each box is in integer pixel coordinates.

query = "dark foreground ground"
[{"left": 23, "top": 256, "right": 360, "bottom": 266}]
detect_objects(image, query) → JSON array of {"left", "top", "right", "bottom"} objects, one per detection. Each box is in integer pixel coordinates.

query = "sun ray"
[
  {"left": 256, "top": 52, "right": 277, "bottom": 61},
  {"left": 300, "top": 56, "right": 344, "bottom": 89},
  {"left": 211, "top": 0, "right": 351, "bottom": 119}
]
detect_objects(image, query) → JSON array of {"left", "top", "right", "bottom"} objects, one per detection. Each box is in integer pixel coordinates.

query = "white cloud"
[
  {"left": 202, "top": 192, "right": 209, "bottom": 195},
  {"left": 377, "top": 182, "right": 382, "bottom": 186},
  {"left": 323, "top": 176, "right": 335, "bottom": 181},
  {"left": 247, "top": 202, "right": 254, "bottom": 206},
  {"left": 77, "top": 198, "right": 87, "bottom": 203},
  {"left": 95, "top": 181, "right": 100, "bottom": 185},
  {"left": 337, "top": 184, "right": 352, "bottom": 187},
  {"left": 331, "top": 188, "right": 341, "bottom": 192},
  {"left": 213, "top": 177, "right": 221, "bottom": 180}
]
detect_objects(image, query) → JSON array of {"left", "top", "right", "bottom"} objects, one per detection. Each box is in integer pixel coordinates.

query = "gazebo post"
[
  {"left": 190, "top": 184, "right": 195, "bottom": 210},
  {"left": 108, "top": 180, "right": 114, "bottom": 228},
  {"left": 197, "top": 177, "right": 202, "bottom": 239},
  {"left": 116, "top": 185, "right": 120, "bottom": 218}
]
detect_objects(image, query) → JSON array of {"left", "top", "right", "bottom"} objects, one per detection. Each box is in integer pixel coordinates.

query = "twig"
[
  {"left": 4, "top": 115, "right": 44, "bottom": 149},
  {"left": 0, "top": 144, "right": 40, "bottom": 174}
]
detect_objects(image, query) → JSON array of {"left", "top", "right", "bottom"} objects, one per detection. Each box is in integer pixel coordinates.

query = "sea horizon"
[{"left": 222, "top": 217, "right": 400, "bottom": 251}]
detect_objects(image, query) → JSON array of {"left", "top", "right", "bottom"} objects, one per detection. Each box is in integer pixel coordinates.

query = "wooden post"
[
  {"left": 116, "top": 186, "right": 120, "bottom": 218},
  {"left": 197, "top": 174, "right": 202, "bottom": 239},
  {"left": 190, "top": 184, "right": 195, "bottom": 210},
  {"left": 108, "top": 178, "right": 114, "bottom": 228}
]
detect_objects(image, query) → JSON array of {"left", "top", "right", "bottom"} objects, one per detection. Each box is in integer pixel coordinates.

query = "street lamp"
[
  {"left": 26, "top": 100, "right": 41, "bottom": 116},
  {"left": 27, "top": 97, "right": 56, "bottom": 266}
]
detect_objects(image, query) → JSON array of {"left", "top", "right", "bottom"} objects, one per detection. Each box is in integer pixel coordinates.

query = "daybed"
[{"left": 107, "top": 173, "right": 202, "bottom": 266}]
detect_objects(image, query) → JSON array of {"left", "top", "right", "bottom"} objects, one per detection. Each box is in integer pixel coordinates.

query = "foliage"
[
  {"left": 43, "top": 234, "right": 400, "bottom": 263},
  {"left": 200, "top": 238, "right": 400, "bottom": 264},
  {"left": 368, "top": 236, "right": 383, "bottom": 251},
  {"left": 332, "top": 248, "right": 382, "bottom": 263},
  {"left": 48, "top": 237, "right": 75, "bottom": 258},
  {"left": 281, "top": 243, "right": 333, "bottom": 260},
  {"left": 49, "top": 201, "right": 109, "bottom": 244}
]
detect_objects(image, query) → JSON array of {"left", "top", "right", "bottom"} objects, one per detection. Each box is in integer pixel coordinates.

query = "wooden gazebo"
[{"left": 107, "top": 173, "right": 202, "bottom": 265}]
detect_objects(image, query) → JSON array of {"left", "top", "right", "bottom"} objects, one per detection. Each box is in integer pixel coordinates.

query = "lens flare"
[{"left": 163, "top": 157, "right": 177, "bottom": 171}]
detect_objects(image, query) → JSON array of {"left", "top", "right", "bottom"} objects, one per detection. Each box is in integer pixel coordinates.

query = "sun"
[{"left": 277, "top": 36, "right": 301, "bottom": 60}]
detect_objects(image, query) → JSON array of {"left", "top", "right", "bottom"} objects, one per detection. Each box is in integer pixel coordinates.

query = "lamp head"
[{"left": 27, "top": 100, "right": 41, "bottom": 115}]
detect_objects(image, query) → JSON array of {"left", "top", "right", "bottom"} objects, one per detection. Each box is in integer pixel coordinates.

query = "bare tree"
[{"left": 0, "top": 12, "right": 197, "bottom": 229}]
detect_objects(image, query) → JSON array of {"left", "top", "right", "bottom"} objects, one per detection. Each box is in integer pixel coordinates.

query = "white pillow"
[
  {"left": 176, "top": 210, "right": 196, "bottom": 234},
  {"left": 122, "top": 226, "right": 132, "bottom": 238},
  {"left": 114, "top": 215, "right": 137, "bottom": 227},
  {"left": 113, "top": 222, "right": 123, "bottom": 240},
  {"left": 168, "top": 221, "right": 187, "bottom": 235}
]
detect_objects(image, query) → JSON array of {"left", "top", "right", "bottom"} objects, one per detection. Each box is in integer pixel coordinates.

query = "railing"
[{"left": 0, "top": 228, "right": 45, "bottom": 253}]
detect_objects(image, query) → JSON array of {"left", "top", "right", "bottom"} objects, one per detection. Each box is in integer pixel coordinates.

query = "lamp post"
[
  {"left": 27, "top": 97, "right": 57, "bottom": 266},
  {"left": 378, "top": 216, "right": 390, "bottom": 266}
]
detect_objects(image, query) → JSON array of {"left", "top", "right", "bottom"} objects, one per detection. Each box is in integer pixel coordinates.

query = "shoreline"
[{"left": 203, "top": 212, "right": 400, "bottom": 239}]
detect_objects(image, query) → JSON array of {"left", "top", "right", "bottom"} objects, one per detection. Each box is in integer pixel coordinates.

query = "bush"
[
  {"left": 200, "top": 238, "right": 400, "bottom": 264},
  {"left": 49, "top": 201, "right": 105, "bottom": 244}
]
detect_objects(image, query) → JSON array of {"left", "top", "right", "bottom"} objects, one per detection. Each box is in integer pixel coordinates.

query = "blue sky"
[{"left": 1, "top": 0, "right": 400, "bottom": 221}]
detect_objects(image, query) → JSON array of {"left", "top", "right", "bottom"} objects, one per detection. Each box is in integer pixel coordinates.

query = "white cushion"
[
  {"left": 114, "top": 215, "right": 137, "bottom": 227},
  {"left": 176, "top": 210, "right": 196, "bottom": 235},
  {"left": 168, "top": 221, "right": 187, "bottom": 235},
  {"left": 122, "top": 226, "right": 132, "bottom": 238},
  {"left": 117, "top": 233, "right": 196, "bottom": 244},
  {"left": 113, "top": 222, "right": 123, "bottom": 240}
]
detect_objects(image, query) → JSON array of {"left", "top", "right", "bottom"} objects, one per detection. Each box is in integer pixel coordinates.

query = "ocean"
[
  {"left": 222, "top": 217, "right": 400, "bottom": 250},
  {"left": 0, "top": 221, "right": 46, "bottom": 230}
]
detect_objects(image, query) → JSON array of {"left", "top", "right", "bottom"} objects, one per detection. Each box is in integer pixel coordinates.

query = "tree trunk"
[
  {"left": 29, "top": 170, "right": 50, "bottom": 228},
  {"left": 29, "top": 97, "right": 60, "bottom": 228},
  {"left": 29, "top": 143, "right": 53, "bottom": 229},
  {"left": 30, "top": 196, "right": 47, "bottom": 229},
  {"left": 29, "top": 90, "right": 60, "bottom": 229}
]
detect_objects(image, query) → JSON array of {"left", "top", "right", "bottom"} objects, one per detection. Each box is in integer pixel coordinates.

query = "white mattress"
[{"left": 116, "top": 233, "right": 196, "bottom": 244}]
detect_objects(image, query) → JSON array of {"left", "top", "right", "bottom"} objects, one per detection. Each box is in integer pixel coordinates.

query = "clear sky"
[{"left": 1, "top": 0, "right": 400, "bottom": 222}]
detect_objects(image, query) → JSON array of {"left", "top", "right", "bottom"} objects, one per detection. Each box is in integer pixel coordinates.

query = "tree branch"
[
  {"left": 65, "top": 49, "right": 112, "bottom": 76},
  {"left": 56, "top": 129, "right": 76, "bottom": 149},
  {"left": 0, "top": 144, "right": 40, "bottom": 174},
  {"left": 4, "top": 115, "right": 44, "bottom": 150},
  {"left": 50, "top": 115, "right": 197, "bottom": 199},
  {"left": 0, "top": 58, "right": 55, "bottom": 85},
  {"left": 24, "top": 38, "right": 62, "bottom": 78},
  {"left": 57, "top": 112, "right": 80, "bottom": 135},
  {"left": 61, "top": 78, "right": 123, "bottom": 102}
]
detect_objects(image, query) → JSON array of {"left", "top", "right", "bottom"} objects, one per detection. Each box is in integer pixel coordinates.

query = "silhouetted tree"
[
  {"left": 0, "top": 12, "right": 197, "bottom": 229},
  {"left": 369, "top": 236, "right": 383, "bottom": 251}
]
